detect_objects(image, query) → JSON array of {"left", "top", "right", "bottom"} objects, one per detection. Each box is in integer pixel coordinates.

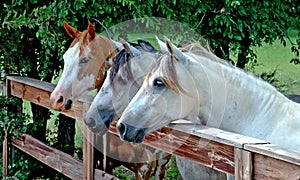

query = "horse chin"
[
  {"left": 89, "top": 124, "right": 109, "bottom": 136},
  {"left": 98, "top": 110, "right": 116, "bottom": 129}
]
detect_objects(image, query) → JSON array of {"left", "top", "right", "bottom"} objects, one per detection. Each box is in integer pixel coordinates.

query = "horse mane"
[
  {"left": 145, "top": 43, "right": 236, "bottom": 94},
  {"left": 110, "top": 40, "right": 158, "bottom": 90},
  {"left": 145, "top": 53, "right": 184, "bottom": 93},
  {"left": 180, "top": 43, "right": 232, "bottom": 67}
]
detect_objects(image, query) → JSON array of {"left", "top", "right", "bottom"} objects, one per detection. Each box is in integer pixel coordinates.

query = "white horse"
[
  {"left": 84, "top": 40, "right": 172, "bottom": 180},
  {"left": 117, "top": 38, "right": 300, "bottom": 179},
  {"left": 85, "top": 38, "right": 227, "bottom": 179}
]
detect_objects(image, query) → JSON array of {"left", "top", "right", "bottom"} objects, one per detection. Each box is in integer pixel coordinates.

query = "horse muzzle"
[
  {"left": 84, "top": 116, "right": 108, "bottom": 135},
  {"left": 50, "top": 91, "right": 73, "bottom": 111},
  {"left": 98, "top": 110, "right": 115, "bottom": 129},
  {"left": 117, "top": 122, "right": 146, "bottom": 143}
]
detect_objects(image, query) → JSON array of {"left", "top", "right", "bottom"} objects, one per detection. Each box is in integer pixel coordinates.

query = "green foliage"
[
  {"left": 258, "top": 69, "right": 286, "bottom": 93},
  {"left": 0, "top": 95, "right": 33, "bottom": 179},
  {"left": 165, "top": 156, "right": 181, "bottom": 180},
  {"left": 7, "top": 154, "right": 31, "bottom": 180},
  {"left": 0, "top": 96, "right": 30, "bottom": 142},
  {"left": 1, "top": 0, "right": 299, "bottom": 78},
  {"left": 113, "top": 166, "right": 133, "bottom": 179},
  {"left": 1, "top": 0, "right": 299, "bottom": 179}
]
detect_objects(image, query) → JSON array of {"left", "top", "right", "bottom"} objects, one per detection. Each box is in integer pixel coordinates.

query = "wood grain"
[
  {"left": 235, "top": 148, "right": 253, "bottom": 180},
  {"left": 6, "top": 76, "right": 300, "bottom": 179},
  {"left": 11, "top": 134, "right": 119, "bottom": 180},
  {"left": 110, "top": 123, "right": 235, "bottom": 175},
  {"left": 253, "top": 153, "right": 300, "bottom": 179},
  {"left": 12, "top": 134, "right": 84, "bottom": 179}
]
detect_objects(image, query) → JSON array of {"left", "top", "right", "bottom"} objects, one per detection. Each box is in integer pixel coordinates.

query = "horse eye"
[
  {"left": 153, "top": 78, "right": 165, "bottom": 87},
  {"left": 80, "top": 57, "right": 89, "bottom": 64}
]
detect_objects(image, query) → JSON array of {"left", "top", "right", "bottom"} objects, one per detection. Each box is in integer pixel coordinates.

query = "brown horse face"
[{"left": 50, "top": 21, "right": 109, "bottom": 112}]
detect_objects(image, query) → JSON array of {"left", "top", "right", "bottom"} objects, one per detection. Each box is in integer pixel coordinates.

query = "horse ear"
[
  {"left": 165, "top": 37, "right": 189, "bottom": 65},
  {"left": 111, "top": 40, "right": 124, "bottom": 51},
  {"left": 155, "top": 35, "right": 168, "bottom": 53},
  {"left": 87, "top": 22, "right": 96, "bottom": 40},
  {"left": 120, "top": 39, "right": 141, "bottom": 57},
  {"left": 63, "top": 21, "right": 80, "bottom": 39}
]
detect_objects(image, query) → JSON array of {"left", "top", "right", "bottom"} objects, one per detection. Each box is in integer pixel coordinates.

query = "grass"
[{"left": 252, "top": 39, "right": 300, "bottom": 94}]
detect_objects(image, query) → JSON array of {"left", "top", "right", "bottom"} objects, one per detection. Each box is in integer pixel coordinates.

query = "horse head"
[
  {"left": 83, "top": 39, "right": 160, "bottom": 134},
  {"left": 50, "top": 21, "right": 117, "bottom": 111},
  {"left": 117, "top": 38, "right": 199, "bottom": 143}
]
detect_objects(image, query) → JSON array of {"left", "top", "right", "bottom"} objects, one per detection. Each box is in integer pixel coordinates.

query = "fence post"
[
  {"left": 234, "top": 147, "right": 253, "bottom": 180},
  {"left": 2, "top": 131, "right": 8, "bottom": 176},
  {"left": 83, "top": 102, "right": 94, "bottom": 180},
  {"left": 2, "top": 76, "right": 11, "bottom": 176}
]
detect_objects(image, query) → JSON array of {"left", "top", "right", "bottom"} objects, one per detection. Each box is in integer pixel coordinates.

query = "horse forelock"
[
  {"left": 109, "top": 40, "right": 158, "bottom": 91},
  {"left": 78, "top": 30, "right": 91, "bottom": 56},
  {"left": 110, "top": 49, "right": 133, "bottom": 90},
  {"left": 145, "top": 53, "right": 184, "bottom": 94}
]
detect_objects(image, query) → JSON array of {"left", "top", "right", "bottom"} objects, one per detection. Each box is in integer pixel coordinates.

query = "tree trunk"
[
  {"left": 236, "top": 33, "right": 251, "bottom": 69},
  {"left": 55, "top": 114, "right": 75, "bottom": 155},
  {"left": 30, "top": 103, "right": 50, "bottom": 142}
]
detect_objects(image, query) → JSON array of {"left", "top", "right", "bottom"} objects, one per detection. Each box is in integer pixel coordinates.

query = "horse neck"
[
  {"left": 93, "top": 36, "right": 117, "bottom": 91},
  {"left": 191, "top": 57, "right": 300, "bottom": 136}
]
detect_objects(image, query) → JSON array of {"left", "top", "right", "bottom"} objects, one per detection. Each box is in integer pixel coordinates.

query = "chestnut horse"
[{"left": 50, "top": 22, "right": 169, "bottom": 179}]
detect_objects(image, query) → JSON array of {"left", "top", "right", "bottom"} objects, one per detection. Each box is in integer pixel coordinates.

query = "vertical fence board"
[
  {"left": 2, "top": 77, "right": 11, "bottom": 176},
  {"left": 2, "top": 132, "right": 8, "bottom": 176},
  {"left": 83, "top": 102, "right": 94, "bottom": 180},
  {"left": 234, "top": 148, "right": 253, "bottom": 180}
]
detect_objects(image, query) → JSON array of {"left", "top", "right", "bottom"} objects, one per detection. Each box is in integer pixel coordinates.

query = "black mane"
[{"left": 109, "top": 40, "right": 157, "bottom": 87}]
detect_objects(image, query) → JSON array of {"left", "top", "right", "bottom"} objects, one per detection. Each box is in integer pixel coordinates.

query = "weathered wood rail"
[
  {"left": 2, "top": 76, "right": 118, "bottom": 180},
  {"left": 2, "top": 76, "right": 300, "bottom": 179}
]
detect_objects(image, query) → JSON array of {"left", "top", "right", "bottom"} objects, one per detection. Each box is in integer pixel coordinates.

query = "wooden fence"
[{"left": 2, "top": 76, "right": 300, "bottom": 179}]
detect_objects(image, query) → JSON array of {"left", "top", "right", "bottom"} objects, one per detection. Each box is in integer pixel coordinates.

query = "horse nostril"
[
  {"left": 85, "top": 117, "right": 96, "bottom": 127},
  {"left": 117, "top": 122, "right": 126, "bottom": 136},
  {"left": 65, "top": 99, "right": 72, "bottom": 110},
  {"left": 57, "top": 96, "right": 64, "bottom": 103},
  {"left": 135, "top": 128, "right": 146, "bottom": 143}
]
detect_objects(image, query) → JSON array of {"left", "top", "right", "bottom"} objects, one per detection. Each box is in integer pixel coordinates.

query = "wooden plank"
[
  {"left": 110, "top": 123, "right": 235, "bottom": 175},
  {"left": 11, "top": 134, "right": 118, "bottom": 180},
  {"left": 253, "top": 153, "right": 300, "bottom": 179},
  {"left": 11, "top": 134, "right": 83, "bottom": 179},
  {"left": 7, "top": 76, "right": 94, "bottom": 104},
  {"left": 9, "top": 79, "right": 89, "bottom": 120},
  {"left": 83, "top": 126, "right": 95, "bottom": 180},
  {"left": 2, "top": 132, "right": 8, "bottom": 176},
  {"left": 7, "top": 76, "right": 300, "bottom": 178},
  {"left": 234, "top": 148, "right": 252, "bottom": 180},
  {"left": 169, "top": 122, "right": 269, "bottom": 148},
  {"left": 83, "top": 101, "right": 95, "bottom": 180},
  {"left": 7, "top": 76, "right": 55, "bottom": 92},
  {"left": 94, "top": 169, "right": 119, "bottom": 180},
  {"left": 2, "top": 77, "right": 11, "bottom": 176},
  {"left": 244, "top": 144, "right": 300, "bottom": 166}
]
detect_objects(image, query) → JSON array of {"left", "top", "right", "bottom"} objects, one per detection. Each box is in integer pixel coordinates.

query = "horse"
[
  {"left": 84, "top": 40, "right": 159, "bottom": 133},
  {"left": 117, "top": 38, "right": 300, "bottom": 179},
  {"left": 50, "top": 21, "right": 119, "bottom": 111},
  {"left": 49, "top": 22, "right": 169, "bottom": 179},
  {"left": 85, "top": 37, "right": 226, "bottom": 179},
  {"left": 84, "top": 40, "right": 171, "bottom": 179}
]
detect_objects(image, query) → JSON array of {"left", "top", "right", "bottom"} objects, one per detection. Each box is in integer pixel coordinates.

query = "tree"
[{"left": 1, "top": 0, "right": 299, "bottom": 178}]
